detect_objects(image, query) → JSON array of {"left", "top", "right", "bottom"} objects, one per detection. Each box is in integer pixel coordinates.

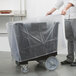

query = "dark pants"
[{"left": 65, "top": 19, "right": 76, "bottom": 62}]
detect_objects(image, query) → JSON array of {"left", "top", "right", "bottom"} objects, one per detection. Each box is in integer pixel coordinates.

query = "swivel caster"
[
  {"left": 21, "top": 65, "right": 29, "bottom": 73},
  {"left": 45, "top": 56, "right": 59, "bottom": 71},
  {"left": 15, "top": 61, "right": 20, "bottom": 66}
]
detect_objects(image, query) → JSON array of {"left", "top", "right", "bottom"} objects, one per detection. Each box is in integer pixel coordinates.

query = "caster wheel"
[
  {"left": 15, "top": 61, "right": 20, "bottom": 66},
  {"left": 21, "top": 65, "right": 29, "bottom": 73},
  {"left": 45, "top": 56, "right": 59, "bottom": 71}
]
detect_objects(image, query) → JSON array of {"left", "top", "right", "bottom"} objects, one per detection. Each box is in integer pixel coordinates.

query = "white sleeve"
[
  {"left": 69, "top": 0, "right": 76, "bottom": 7},
  {"left": 53, "top": 0, "right": 64, "bottom": 9}
]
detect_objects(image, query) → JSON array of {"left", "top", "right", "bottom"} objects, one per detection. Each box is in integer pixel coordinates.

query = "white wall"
[
  {"left": 0, "top": 0, "right": 67, "bottom": 54},
  {"left": 0, "top": 0, "right": 25, "bottom": 13},
  {"left": 0, "top": 0, "right": 20, "bottom": 10},
  {"left": 0, "top": 36, "right": 10, "bottom": 52}
]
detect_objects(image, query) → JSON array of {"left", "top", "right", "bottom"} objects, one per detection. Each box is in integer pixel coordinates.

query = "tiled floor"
[{"left": 0, "top": 51, "right": 76, "bottom": 76}]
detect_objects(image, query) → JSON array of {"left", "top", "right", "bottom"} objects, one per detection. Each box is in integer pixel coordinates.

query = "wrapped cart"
[{"left": 7, "top": 16, "right": 59, "bottom": 73}]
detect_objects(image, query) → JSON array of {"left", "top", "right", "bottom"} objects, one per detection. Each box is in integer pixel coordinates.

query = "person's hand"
[
  {"left": 61, "top": 9, "right": 67, "bottom": 15},
  {"left": 46, "top": 11, "right": 53, "bottom": 16}
]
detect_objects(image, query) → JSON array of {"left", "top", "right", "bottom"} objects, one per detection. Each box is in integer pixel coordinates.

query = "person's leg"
[
  {"left": 61, "top": 19, "right": 74, "bottom": 65},
  {"left": 70, "top": 19, "right": 76, "bottom": 66},
  {"left": 61, "top": 40, "right": 74, "bottom": 65},
  {"left": 66, "top": 40, "right": 74, "bottom": 62},
  {"left": 71, "top": 41, "right": 76, "bottom": 66}
]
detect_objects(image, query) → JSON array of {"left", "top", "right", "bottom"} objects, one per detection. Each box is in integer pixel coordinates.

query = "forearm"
[
  {"left": 61, "top": 3, "right": 73, "bottom": 15},
  {"left": 50, "top": 8, "right": 57, "bottom": 13},
  {"left": 63, "top": 3, "right": 73, "bottom": 11},
  {"left": 46, "top": 8, "right": 56, "bottom": 15},
  {"left": 46, "top": 0, "right": 64, "bottom": 15}
]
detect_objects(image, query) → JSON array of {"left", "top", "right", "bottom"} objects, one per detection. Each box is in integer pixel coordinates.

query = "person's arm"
[
  {"left": 61, "top": 0, "right": 76, "bottom": 15},
  {"left": 61, "top": 3, "right": 73, "bottom": 15},
  {"left": 46, "top": 0, "right": 64, "bottom": 16},
  {"left": 46, "top": 8, "right": 56, "bottom": 16}
]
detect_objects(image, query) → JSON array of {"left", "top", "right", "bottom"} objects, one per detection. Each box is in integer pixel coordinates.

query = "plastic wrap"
[{"left": 7, "top": 16, "right": 59, "bottom": 62}]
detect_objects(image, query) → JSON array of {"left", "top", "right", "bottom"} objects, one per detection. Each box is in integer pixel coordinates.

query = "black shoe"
[
  {"left": 71, "top": 62, "right": 76, "bottom": 66},
  {"left": 61, "top": 60, "right": 72, "bottom": 65}
]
